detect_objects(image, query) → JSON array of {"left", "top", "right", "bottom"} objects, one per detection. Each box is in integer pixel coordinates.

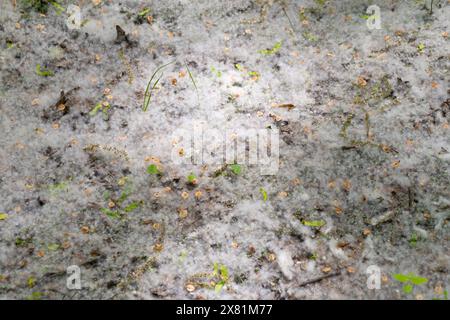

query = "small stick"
[{"left": 298, "top": 271, "right": 341, "bottom": 287}]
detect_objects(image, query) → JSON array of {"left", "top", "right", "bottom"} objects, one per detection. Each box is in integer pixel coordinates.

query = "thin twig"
[{"left": 298, "top": 271, "right": 341, "bottom": 287}]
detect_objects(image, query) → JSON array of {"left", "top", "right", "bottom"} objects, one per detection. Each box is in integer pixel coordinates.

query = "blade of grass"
[
  {"left": 185, "top": 61, "right": 199, "bottom": 103},
  {"left": 143, "top": 60, "right": 175, "bottom": 111}
]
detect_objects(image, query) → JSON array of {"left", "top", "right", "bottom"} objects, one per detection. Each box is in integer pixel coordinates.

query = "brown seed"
[
  {"left": 357, "top": 76, "right": 367, "bottom": 87},
  {"left": 391, "top": 160, "right": 400, "bottom": 169},
  {"left": 347, "top": 266, "right": 356, "bottom": 273},
  {"left": 194, "top": 190, "right": 202, "bottom": 199},
  {"left": 186, "top": 284, "right": 196, "bottom": 292},
  {"left": 108, "top": 201, "right": 116, "bottom": 208},
  {"left": 267, "top": 253, "right": 276, "bottom": 262},
  {"left": 178, "top": 208, "right": 188, "bottom": 219},
  {"left": 322, "top": 266, "right": 332, "bottom": 273},
  {"left": 342, "top": 179, "right": 352, "bottom": 192},
  {"left": 181, "top": 191, "right": 189, "bottom": 199},
  {"left": 363, "top": 228, "right": 371, "bottom": 236},
  {"left": 153, "top": 243, "right": 164, "bottom": 252},
  {"left": 81, "top": 226, "right": 90, "bottom": 234}
]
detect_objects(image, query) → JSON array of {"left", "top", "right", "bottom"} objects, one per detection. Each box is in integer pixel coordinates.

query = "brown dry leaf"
[
  {"left": 431, "top": 81, "right": 439, "bottom": 89},
  {"left": 153, "top": 243, "right": 164, "bottom": 252},
  {"left": 37, "top": 250, "right": 45, "bottom": 257},
  {"left": 363, "top": 228, "right": 371, "bottom": 236}
]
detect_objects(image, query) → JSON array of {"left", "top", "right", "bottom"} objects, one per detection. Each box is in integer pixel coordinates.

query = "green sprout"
[
  {"left": 185, "top": 61, "right": 199, "bottom": 102},
  {"left": 213, "top": 263, "right": 229, "bottom": 293},
  {"left": 187, "top": 173, "right": 197, "bottom": 184},
  {"left": 259, "top": 188, "right": 268, "bottom": 201},
  {"left": 35, "top": 64, "right": 54, "bottom": 77},
  {"left": 302, "top": 220, "right": 326, "bottom": 228},
  {"left": 143, "top": 61, "right": 175, "bottom": 111},
  {"left": 258, "top": 41, "right": 282, "bottom": 55},
  {"left": 146, "top": 164, "right": 160, "bottom": 175},
  {"left": 210, "top": 66, "right": 222, "bottom": 78},
  {"left": 230, "top": 164, "right": 242, "bottom": 175},
  {"left": 393, "top": 273, "right": 428, "bottom": 294},
  {"left": 138, "top": 7, "right": 151, "bottom": 17},
  {"left": 417, "top": 43, "right": 426, "bottom": 53}
]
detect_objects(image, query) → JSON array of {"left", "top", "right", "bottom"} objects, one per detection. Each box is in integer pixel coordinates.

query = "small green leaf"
[
  {"left": 220, "top": 265, "right": 229, "bottom": 281},
  {"left": 187, "top": 173, "right": 197, "bottom": 183},
  {"left": 123, "top": 201, "right": 140, "bottom": 213},
  {"left": 89, "top": 102, "right": 103, "bottom": 116},
  {"left": 403, "top": 284, "right": 413, "bottom": 294},
  {"left": 47, "top": 243, "right": 60, "bottom": 251},
  {"left": 230, "top": 164, "right": 242, "bottom": 175},
  {"left": 138, "top": 8, "right": 151, "bottom": 17},
  {"left": 393, "top": 273, "right": 410, "bottom": 283},
  {"left": 27, "top": 292, "right": 43, "bottom": 300},
  {"left": 302, "top": 220, "right": 326, "bottom": 228},
  {"left": 215, "top": 281, "right": 225, "bottom": 293},
  {"left": 258, "top": 41, "right": 282, "bottom": 55},
  {"left": 101, "top": 208, "right": 121, "bottom": 219},
  {"left": 147, "top": 164, "right": 160, "bottom": 175},
  {"left": 36, "top": 64, "right": 54, "bottom": 77},
  {"left": 213, "top": 262, "right": 219, "bottom": 276},
  {"left": 409, "top": 274, "right": 428, "bottom": 285},
  {"left": 259, "top": 188, "right": 268, "bottom": 201},
  {"left": 235, "top": 63, "right": 244, "bottom": 71},
  {"left": 0, "top": 213, "right": 8, "bottom": 220},
  {"left": 27, "top": 276, "right": 36, "bottom": 288},
  {"left": 417, "top": 43, "right": 425, "bottom": 53}
]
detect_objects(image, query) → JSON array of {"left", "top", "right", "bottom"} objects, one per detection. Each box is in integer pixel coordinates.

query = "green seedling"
[
  {"left": 417, "top": 43, "right": 426, "bottom": 53},
  {"left": 147, "top": 164, "right": 160, "bottom": 175},
  {"left": 47, "top": 243, "right": 60, "bottom": 251},
  {"left": 187, "top": 173, "right": 197, "bottom": 184},
  {"left": 229, "top": 164, "right": 242, "bottom": 175},
  {"left": 35, "top": 64, "right": 54, "bottom": 77},
  {"left": 210, "top": 66, "right": 222, "bottom": 78},
  {"left": 27, "top": 276, "right": 36, "bottom": 288},
  {"left": 258, "top": 41, "right": 282, "bottom": 55},
  {"left": 213, "top": 263, "right": 229, "bottom": 293},
  {"left": 302, "top": 220, "right": 326, "bottom": 228},
  {"left": 138, "top": 7, "right": 151, "bottom": 17},
  {"left": 101, "top": 207, "right": 122, "bottom": 219},
  {"left": 260, "top": 188, "right": 268, "bottom": 201},
  {"left": 185, "top": 61, "right": 199, "bottom": 102},
  {"left": 393, "top": 273, "right": 428, "bottom": 294},
  {"left": 143, "top": 61, "right": 175, "bottom": 111}
]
